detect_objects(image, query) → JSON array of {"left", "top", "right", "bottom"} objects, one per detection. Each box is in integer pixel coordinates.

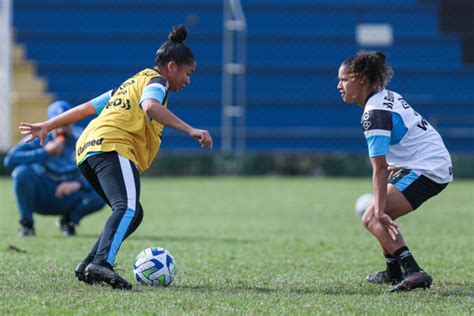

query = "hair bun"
[{"left": 168, "top": 24, "right": 188, "bottom": 43}]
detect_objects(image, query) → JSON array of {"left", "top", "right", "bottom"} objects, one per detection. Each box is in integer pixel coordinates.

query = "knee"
[
  {"left": 110, "top": 200, "right": 128, "bottom": 213},
  {"left": 12, "top": 165, "right": 35, "bottom": 185},
  {"left": 361, "top": 205, "right": 375, "bottom": 230},
  {"left": 135, "top": 204, "right": 144, "bottom": 225}
]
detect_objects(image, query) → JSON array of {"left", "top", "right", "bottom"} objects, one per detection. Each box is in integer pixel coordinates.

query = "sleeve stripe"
[
  {"left": 366, "top": 135, "right": 390, "bottom": 157},
  {"left": 364, "top": 129, "right": 391, "bottom": 137},
  {"left": 140, "top": 85, "right": 166, "bottom": 104},
  {"left": 91, "top": 90, "right": 112, "bottom": 115},
  {"left": 146, "top": 83, "right": 167, "bottom": 94}
]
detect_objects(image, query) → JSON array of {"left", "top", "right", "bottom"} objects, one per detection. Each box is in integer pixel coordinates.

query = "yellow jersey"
[{"left": 76, "top": 68, "right": 168, "bottom": 172}]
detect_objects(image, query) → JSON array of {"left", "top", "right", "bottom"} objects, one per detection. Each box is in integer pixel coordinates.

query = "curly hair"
[{"left": 342, "top": 51, "right": 393, "bottom": 91}]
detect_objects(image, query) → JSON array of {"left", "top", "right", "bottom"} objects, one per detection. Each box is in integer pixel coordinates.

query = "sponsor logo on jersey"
[{"left": 77, "top": 137, "right": 104, "bottom": 156}]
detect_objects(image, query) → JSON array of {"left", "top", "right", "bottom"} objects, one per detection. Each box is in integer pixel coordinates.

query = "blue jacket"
[{"left": 4, "top": 126, "right": 90, "bottom": 189}]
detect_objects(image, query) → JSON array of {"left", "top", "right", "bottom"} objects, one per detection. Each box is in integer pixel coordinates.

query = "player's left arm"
[
  {"left": 140, "top": 78, "right": 212, "bottom": 148},
  {"left": 141, "top": 99, "right": 212, "bottom": 148}
]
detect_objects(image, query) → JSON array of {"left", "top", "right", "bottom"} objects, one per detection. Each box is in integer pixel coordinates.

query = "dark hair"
[
  {"left": 342, "top": 51, "right": 393, "bottom": 90},
  {"left": 155, "top": 24, "right": 195, "bottom": 66}
]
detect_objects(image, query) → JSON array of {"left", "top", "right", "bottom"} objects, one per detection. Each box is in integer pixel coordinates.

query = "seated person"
[{"left": 4, "top": 101, "right": 105, "bottom": 236}]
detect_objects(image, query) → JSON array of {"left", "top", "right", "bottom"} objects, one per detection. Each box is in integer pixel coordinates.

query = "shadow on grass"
[
  {"left": 172, "top": 284, "right": 316, "bottom": 295},
  {"left": 431, "top": 281, "right": 474, "bottom": 298},
  {"left": 171, "top": 282, "right": 379, "bottom": 296},
  {"left": 315, "top": 281, "right": 473, "bottom": 297},
  {"left": 76, "top": 234, "right": 256, "bottom": 244},
  {"left": 169, "top": 281, "right": 473, "bottom": 298}
]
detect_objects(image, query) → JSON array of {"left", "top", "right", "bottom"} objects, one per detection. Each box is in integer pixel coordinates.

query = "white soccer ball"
[
  {"left": 133, "top": 247, "right": 177, "bottom": 287},
  {"left": 355, "top": 193, "right": 373, "bottom": 217}
]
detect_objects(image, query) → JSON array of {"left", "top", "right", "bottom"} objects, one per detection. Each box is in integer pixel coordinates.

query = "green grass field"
[{"left": 0, "top": 176, "right": 473, "bottom": 315}]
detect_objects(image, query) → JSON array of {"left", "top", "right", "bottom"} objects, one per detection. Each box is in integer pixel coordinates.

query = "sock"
[
  {"left": 393, "top": 246, "right": 421, "bottom": 275},
  {"left": 384, "top": 253, "right": 402, "bottom": 279},
  {"left": 19, "top": 219, "right": 33, "bottom": 228}
]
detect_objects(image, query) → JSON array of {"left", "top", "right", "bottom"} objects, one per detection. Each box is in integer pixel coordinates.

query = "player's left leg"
[
  {"left": 385, "top": 173, "right": 448, "bottom": 292},
  {"left": 364, "top": 169, "right": 443, "bottom": 290}
]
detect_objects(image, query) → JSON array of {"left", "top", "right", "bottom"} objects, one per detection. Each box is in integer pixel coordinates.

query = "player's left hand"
[
  {"left": 19, "top": 122, "right": 49, "bottom": 146},
  {"left": 55, "top": 181, "right": 82, "bottom": 198},
  {"left": 377, "top": 213, "right": 399, "bottom": 241},
  {"left": 189, "top": 128, "right": 213, "bottom": 149}
]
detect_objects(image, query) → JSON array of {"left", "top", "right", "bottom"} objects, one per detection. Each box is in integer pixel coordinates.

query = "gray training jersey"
[{"left": 362, "top": 89, "right": 453, "bottom": 184}]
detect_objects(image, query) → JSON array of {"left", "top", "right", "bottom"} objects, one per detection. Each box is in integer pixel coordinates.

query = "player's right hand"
[
  {"left": 189, "top": 128, "right": 213, "bottom": 149},
  {"left": 19, "top": 122, "right": 49, "bottom": 146}
]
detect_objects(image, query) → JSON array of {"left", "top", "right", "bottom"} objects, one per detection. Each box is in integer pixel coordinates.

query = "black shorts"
[{"left": 388, "top": 169, "right": 448, "bottom": 210}]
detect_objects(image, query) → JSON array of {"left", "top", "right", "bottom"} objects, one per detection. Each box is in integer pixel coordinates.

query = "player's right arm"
[
  {"left": 363, "top": 108, "right": 399, "bottom": 240},
  {"left": 19, "top": 101, "right": 97, "bottom": 146}
]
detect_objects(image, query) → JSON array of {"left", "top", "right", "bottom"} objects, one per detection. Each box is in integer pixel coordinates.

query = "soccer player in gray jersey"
[{"left": 337, "top": 51, "right": 453, "bottom": 292}]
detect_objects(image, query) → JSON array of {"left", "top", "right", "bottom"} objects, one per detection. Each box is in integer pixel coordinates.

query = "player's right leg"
[
  {"left": 362, "top": 178, "right": 416, "bottom": 285},
  {"left": 362, "top": 204, "right": 407, "bottom": 285},
  {"left": 76, "top": 152, "right": 142, "bottom": 290},
  {"left": 11, "top": 165, "right": 40, "bottom": 236},
  {"left": 74, "top": 160, "right": 110, "bottom": 284}
]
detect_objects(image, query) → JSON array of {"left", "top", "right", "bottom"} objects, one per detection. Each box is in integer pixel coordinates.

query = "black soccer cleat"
[
  {"left": 389, "top": 271, "right": 432, "bottom": 292},
  {"left": 18, "top": 220, "right": 35, "bottom": 237},
  {"left": 56, "top": 218, "right": 76, "bottom": 237},
  {"left": 84, "top": 263, "right": 132, "bottom": 290},
  {"left": 75, "top": 260, "right": 94, "bottom": 285},
  {"left": 18, "top": 226, "right": 35, "bottom": 237},
  {"left": 367, "top": 271, "right": 403, "bottom": 285}
]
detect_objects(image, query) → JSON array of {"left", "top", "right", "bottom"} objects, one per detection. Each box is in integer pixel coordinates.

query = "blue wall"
[{"left": 13, "top": 0, "right": 474, "bottom": 153}]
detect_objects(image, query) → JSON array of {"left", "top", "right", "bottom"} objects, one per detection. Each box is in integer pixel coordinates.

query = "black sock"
[
  {"left": 384, "top": 253, "right": 402, "bottom": 279},
  {"left": 393, "top": 246, "right": 421, "bottom": 275},
  {"left": 19, "top": 219, "right": 33, "bottom": 228}
]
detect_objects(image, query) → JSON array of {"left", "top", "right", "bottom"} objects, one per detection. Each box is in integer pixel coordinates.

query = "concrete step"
[
  {"left": 12, "top": 61, "right": 36, "bottom": 74},
  {"left": 12, "top": 75, "right": 47, "bottom": 92},
  {"left": 12, "top": 44, "right": 26, "bottom": 60},
  {"left": 9, "top": 42, "right": 54, "bottom": 145}
]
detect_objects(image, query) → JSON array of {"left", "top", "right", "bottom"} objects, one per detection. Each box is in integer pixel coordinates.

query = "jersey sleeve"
[
  {"left": 3, "top": 137, "right": 49, "bottom": 170},
  {"left": 90, "top": 90, "right": 112, "bottom": 115},
  {"left": 362, "top": 109, "right": 392, "bottom": 157},
  {"left": 139, "top": 77, "right": 168, "bottom": 105}
]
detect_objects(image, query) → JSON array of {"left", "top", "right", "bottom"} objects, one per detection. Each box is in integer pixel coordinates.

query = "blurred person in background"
[
  {"left": 4, "top": 101, "right": 105, "bottom": 237},
  {"left": 19, "top": 25, "right": 213, "bottom": 290},
  {"left": 337, "top": 51, "right": 453, "bottom": 292}
]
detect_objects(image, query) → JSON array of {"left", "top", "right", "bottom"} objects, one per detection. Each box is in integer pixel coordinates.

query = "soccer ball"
[
  {"left": 133, "top": 247, "right": 177, "bottom": 287},
  {"left": 354, "top": 193, "right": 373, "bottom": 217}
]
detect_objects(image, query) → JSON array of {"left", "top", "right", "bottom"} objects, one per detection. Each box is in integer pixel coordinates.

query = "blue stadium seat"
[{"left": 13, "top": 0, "right": 474, "bottom": 152}]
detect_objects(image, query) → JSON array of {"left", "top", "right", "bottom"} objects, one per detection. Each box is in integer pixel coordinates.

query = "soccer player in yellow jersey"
[{"left": 20, "top": 25, "right": 212, "bottom": 290}]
